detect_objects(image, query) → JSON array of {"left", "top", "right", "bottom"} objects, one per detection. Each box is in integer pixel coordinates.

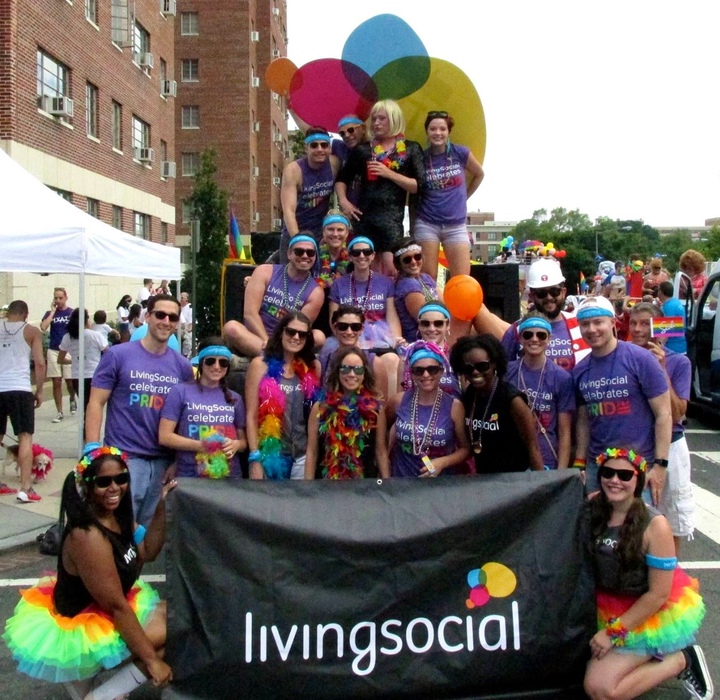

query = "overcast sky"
[{"left": 286, "top": 0, "right": 719, "bottom": 227}]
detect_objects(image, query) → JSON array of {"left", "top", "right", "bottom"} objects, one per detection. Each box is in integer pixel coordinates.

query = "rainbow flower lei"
[
  {"left": 196, "top": 430, "right": 230, "bottom": 479},
  {"left": 75, "top": 446, "right": 128, "bottom": 481},
  {"left": 372, "top": 135, "right": 407, "bottom": 171},
  {"left": 258, "top": 357, "right": 319, "bottom": 479},
  {"left": 596, "top": 447, "right": 647, "bottom": 473},
  {"left": 317, "top": 388, "right": 380, "bottom": 479},
  {"left": 316, "top": 244, "right": 350, "bottom": 289}
]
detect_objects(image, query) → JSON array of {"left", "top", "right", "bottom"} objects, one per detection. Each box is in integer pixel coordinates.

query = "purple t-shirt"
[
  {"left": 664, "top": 350, "right": 691, "bottom": 434},
  {"left": 506, "top": 359, "right": 575, "bottom": 468},
  {"left": 395, "top": 274, "right": 439, "bottom": 343},
  {"left": 282, "top": 157, "right": 335, "bottom": 237},
  {"left": 91, "top": 342, "right": 193, "bottom": 457},
  {"left": 255, "top": 265, "right": 319, "bottom": 335},
  {"left": 501, "top": 315, "right": 575, "bottom": 372},
  {"left": 161, "top": 382, "right": 246, "bottom": 477},
  {"left": 573, "top": 341, "right": 668, "bottom": 481},
  {"left": 43, "top": 307, "right": 73, "bottom": 350},
  {"left": 416, "top": 144, "right": 470, "bottom": 225},
  {"left": 391, "top": 390, "right": 456, "bottom": 477}
]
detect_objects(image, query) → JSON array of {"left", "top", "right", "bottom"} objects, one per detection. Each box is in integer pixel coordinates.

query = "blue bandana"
[
  {"left": 349, "top": 236, "right": 374, "bottom": 252},
  {"left": 304, "top": 133, "right": 331, "bottom": 145},
  {"left": 323, "top": 214, "right": 350, "bottom": 229},
  {"left": 196, "top": 345, "right": 233, "bottom": 362},
  {"left": 288, "top": 234, "right": 318, "bottom": 252},
  {"left": 338, "top": 115, "right": 363, "bottom": 128},
  {"left": 418, "top": 303, "right": 450, "bottom": 321},
  {"left": 518, "top": 317, "right": 552, "bottom": 334},
  {"left": 409, "top": 349, "right": 445, "bottom": 366}
]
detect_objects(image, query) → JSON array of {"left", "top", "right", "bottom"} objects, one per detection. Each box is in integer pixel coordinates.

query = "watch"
[{"left": 653, "top": 458, "right": 669, "bottom": 468}]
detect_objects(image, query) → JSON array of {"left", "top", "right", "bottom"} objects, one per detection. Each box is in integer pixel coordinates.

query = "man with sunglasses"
[
  {"left": 332, "top": 115, "right": 367, "bottom": 204},
  {"left": 224, "top": 235, "right": 324, "bottom": 358},
  {"left": 86, "top": 294, "right": 193, "bottom": 526},
  {"left": 279, "top": 127, "right": 341, "bottom": 264},
  {"left": 501, "top": 258, "right": 590, "bottom": 372},
  {"left": 572, "top": 296, "right": 672, "bottom": 504}
]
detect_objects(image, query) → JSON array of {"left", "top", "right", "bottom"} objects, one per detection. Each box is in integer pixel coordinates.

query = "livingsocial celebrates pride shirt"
[{"left": 92, "top": 342, "right": 193, "bottom": 457}]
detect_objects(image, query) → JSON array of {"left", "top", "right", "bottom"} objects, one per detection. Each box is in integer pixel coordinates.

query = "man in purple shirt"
[
  {"left": 572, "top": 296, "right": 672, "bottom": 502},
  {"left": 85, "top": 294, "right": 193, "bottom": 526}
]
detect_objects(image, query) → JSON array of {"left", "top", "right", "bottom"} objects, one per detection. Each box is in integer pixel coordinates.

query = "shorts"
[
  {"left": 0, "top": 391, "right": 35, "bottom": 436},
  {"left": 353, "top": 219, "right": 403, "bottom": 254},
  {"left": 46, "top": 349, "right": 72, "bottom": 379},
  {"left": 659, "top": 435, "right": 695, "bottom": 539},
  {"left": 413, "top": 218, "right": 471, "bottom": 246}
]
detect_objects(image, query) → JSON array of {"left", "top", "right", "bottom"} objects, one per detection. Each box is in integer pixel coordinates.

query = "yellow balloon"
[
  {"left": 481, "top": 562, "right": 517, "bottom": 598},
  {"left": 546, "top": 242, "right": 554, "bottom": 249},
  {"left": 397, "top": 58, "right": 486, "bottom": 163}
]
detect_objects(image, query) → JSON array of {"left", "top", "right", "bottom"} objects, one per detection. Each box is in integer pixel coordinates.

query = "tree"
[
  {"left": 698, "top": 225, "right": 720, "bottom": 263},
  {"left": 183, "top": 150, "right": 229, "bottom": 339},
  {"left": 656, "top": 230, "right": 694, "bottom": 273}
]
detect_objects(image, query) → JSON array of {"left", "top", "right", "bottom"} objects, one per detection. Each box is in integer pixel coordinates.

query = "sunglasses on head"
[
  {"left": 309, "top": 141, "right": 330, "bottom": 149},
  {"left": 427, "top": 111, "right": 449, "bottom": 119},
  {"left": 521, "top": 330, "right": 549, "bottom": 341},
  {"left": 402, "top": 253, "right": 423, "bottom": 265},
  {"left": 534, "top": 286, "right": 564, "bottom": 300},
  {"left": 335, "top": 321, "right": 362, "bottom": 332},
  {"left": 419, "top": 319, "right": 447, "bottom": 329},
  {"left": 151, "top": 310, "right": 180, "bottom": 322},
  {"left": 339, "top": 126, "right": 359, "bottom": 137},
  {"left": 462, "top": 361, "right": 492, "bottom": 375},
  {"left": 292, "top": 247, "right": 317, "bottom": 258},
  {"left": 599, "top": 466, "right": 637, "bottom": 482},
  {"left": 202, "top": 357, "right": 230, "bottom": 368},
  {"left": 350, "top": 248, "right": 373, "bottom": 258},
  {"left": 339, "top": 364, "right": 365, "bottom": 376},
  {"left": 284, "top": 327, "right": 309, "bottom": 340},
  {"left": 91, "top": 471, "right": 130, "bottom": 488},
  {"left": 411, "top": 365, "right": 442, "bottom": 377}
]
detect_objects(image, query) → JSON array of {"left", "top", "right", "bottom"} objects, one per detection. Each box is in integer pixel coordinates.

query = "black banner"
[{"left": 165, "top": 472, "right": 594, "bottom": 699}]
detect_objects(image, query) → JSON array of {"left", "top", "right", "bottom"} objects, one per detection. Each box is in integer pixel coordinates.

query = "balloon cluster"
[{"left": 499, "top": 235, "right": 514, "bottom": 250}]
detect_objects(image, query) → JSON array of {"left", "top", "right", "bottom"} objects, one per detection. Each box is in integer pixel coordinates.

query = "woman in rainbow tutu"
[
  {"left": 584, "top": 448, "right": 712, "bottom": 700},
  {"left": 3, "top": 446, "right": 175, "bottom": 700}
]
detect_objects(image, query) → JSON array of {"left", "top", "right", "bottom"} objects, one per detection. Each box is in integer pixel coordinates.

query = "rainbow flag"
[
  {"left": 651, "top": 316, "right": 685, "bottom": 339},
  {"left": 579, "top": 271, "right": 588, "bottom": 293},
  {"left": 228, "top": 209, "right": 240, "bottom": 259}
]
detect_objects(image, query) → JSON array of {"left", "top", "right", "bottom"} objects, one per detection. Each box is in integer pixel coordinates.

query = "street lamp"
[{"left": 190, "top": 218, "right": 200, "bottom": 357}]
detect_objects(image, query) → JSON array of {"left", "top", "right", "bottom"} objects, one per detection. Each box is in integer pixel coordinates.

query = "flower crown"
[
  {"left": 596, "top": 448, "right": 647, "bottom": 473},
  {"left": 75, "top": 446, "right": 128, "bottom": 481}
]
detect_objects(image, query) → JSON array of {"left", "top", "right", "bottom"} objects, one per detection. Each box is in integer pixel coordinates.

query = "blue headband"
[
  {"left": 323, "top": 214, "right": 350, "bottom": 229},
  {"left": 577, "top": 307, "right": 614, "bottom": 320},
  {"left": 304, "top": 133, "right": 331, "bottom": 145},
  {"left": 288, "top": 234, "right": 318, "bottom": 250},
  {"left": 518, "top": 317, "right": 552, "bottom": 334},
  {"left": 196, "top": 345, "right": 233, "bottom": 362},
  {"left": 418, "top": 303, "right": 450, "bottom": 320},
  {"left": 409, "top": 349, "right": 445, "bottom": 366},
  {"left": 338, "top": 115, "right": 363, "bottom": 128},
  {"left": 349, "top": 236, "right": 374, "bottom": 252}
]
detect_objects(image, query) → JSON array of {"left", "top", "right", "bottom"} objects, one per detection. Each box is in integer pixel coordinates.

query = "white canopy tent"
[{"left": 0, "top": 147, "right": 181, "bottom": 455}]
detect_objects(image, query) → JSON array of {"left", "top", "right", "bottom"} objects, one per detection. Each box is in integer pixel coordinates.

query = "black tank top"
[{"left": 53, "top": 525, "right": 139, "bottom": 617}]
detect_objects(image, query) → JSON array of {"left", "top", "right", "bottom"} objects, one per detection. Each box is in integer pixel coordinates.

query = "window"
[
  {"left": 87, "top": 198, "right": 99, "bottom": 218},
  {"left": 181, "top": 59, "right": 199, "bottom": 82},
  {"left": 49, "top": 187, "right": 72, "bottom": 202},
  {"left": 36, "top": 50, "right": 69, "bottom": 99},
  {"left": 132, "top": 115, "right": 150, "bottom": 153},
  {"left": 160, "top": 140, "right": 168, "bottom": 163},
  {"left": 113, "top": 205, "right": 123, "bottom": 230},
  {"left": 182, "top": 202, "right": 193, "bottom": 223},
  {"left": 85, "top": 0, "right": 98, "bottom": 24},
  {"left": 180, "top": 12, "right": 198, "bottom": 35},
  {"left": 182, "top": 105, "right": 199, "bottom": 129},
  {"left": 182, "top": 152, "right": 200, "bottom": 176},
  {"left": 112, "top": 101, "right": 122, "bottom": 150},
  {"left": 86, "top": 83, "right": 98, "bottom": 138},
  {"left": 159, "top": 58, "right": 167, "bottom": 81},
  {"left": 111, "top": 0, "right": 132, "bottom": 46},
  {"left": 161, "top": 222, "right": 168, "bottom": 244},
  {"left": 487, "top": 232, "right": 497, "bottom": 241},
  {"left": 134, "top": 212, "right": 151, "bottom": 239},
  {"left": 133, "top": 22, "right": 150, "bottom": 60}
]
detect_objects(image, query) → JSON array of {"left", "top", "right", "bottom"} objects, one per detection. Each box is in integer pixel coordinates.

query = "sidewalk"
[{"left": 0, "top": 395, "right": 83, "bottom": 551}]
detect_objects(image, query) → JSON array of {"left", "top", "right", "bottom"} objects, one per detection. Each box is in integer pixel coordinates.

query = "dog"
[
  {"left": 2, "top": 444, "right": 20, "bottom": 478},
  {"left": 1, "top": 443, "right": 54, "bottom": 482}
]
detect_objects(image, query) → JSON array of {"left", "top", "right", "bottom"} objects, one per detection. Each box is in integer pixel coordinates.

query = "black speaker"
[
  {"left": 221, "top": 262, "right": 257, "bottom": 326},
  {"left": 250, "top": 232, "right": 281, "bottom": 264},
  {"left": 468, "top": 264, "right": 520, "bottom": 323}
]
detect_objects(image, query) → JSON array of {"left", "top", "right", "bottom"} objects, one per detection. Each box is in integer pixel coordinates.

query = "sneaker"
[
  {"left": 16, "top": 488, "right": 41, "bottom": 503},
  {"left": 679, "top": 645, "right": 714, "bottom": 700},
  {"left": 0, "top": 483, "right": 18, "bottom": 495},
  {"left": 70, "top": 399, "right": 77, "bottom": 415},
  {"left": 52, "top": 412, "right": 64, "bottom": 423}
]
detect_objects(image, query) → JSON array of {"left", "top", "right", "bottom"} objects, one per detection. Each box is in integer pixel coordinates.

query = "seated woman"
[
  {"left": 584, "top": 448, "right": 712, "bottom": 700},
  {"left": 159, "top": 338, "right": 247, "bottom": 479},
  {"left": 305, "top": 345, "right": 390, "bottom": 479},
  {"left": 386, "top": 341, "right": 470, "bottom": 478},
  {"left": 3, "top": 447, "right": 175, "bottom": 700}
]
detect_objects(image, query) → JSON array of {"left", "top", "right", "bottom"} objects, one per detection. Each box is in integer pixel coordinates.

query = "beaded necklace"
[
  {"left": 518, "top": 357, "right": 548, "bottom": 424},
  {"left": 1, "top": 321, "right": 26, "bottom": 337},
  {"left": 316, "top": 244, "right": 349, "bottom": 290},
  {"left": 417, "top": 274, "right": 437, "bottom": 303},
  {"left": 350, "top": 271, "right": 374, "bottom": 312},
  {"left": 469, "top": 377, "right": 499, "bottom": 454},
  {"left": 410, "top": 387, "right": 444, "bottom": 456},
  {"left": 426, "top": 147, "right": 455, "bottom": 189},
  {"left": 281, "top": 264, "right": 313, "bottom": 314}
]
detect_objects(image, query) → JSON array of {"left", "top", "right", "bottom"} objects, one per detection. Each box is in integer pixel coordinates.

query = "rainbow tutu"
[
  {"left": 2, "top": 575, "right": 159, "bottom": 682},
  {"left": 597, "top": 567, "right": 705, "bottom": 656}
]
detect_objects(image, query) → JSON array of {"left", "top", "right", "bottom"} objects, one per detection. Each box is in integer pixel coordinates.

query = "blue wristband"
[
  {"left": 249, "top": 450, "right": 262, "bottom": 463},
  {"left": 83, "top": 441, "right": 102, "bottom": 455},
  {"left": 645, "top": 554, "right": 677, "bottom": 570},
  {"left": 134, "top": 525, "right": 147, "bottom": 545}
]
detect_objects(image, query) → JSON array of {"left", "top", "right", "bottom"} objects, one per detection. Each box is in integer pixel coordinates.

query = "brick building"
[{"left": 466, "top": 212, "right": 516, "bottom": 262}]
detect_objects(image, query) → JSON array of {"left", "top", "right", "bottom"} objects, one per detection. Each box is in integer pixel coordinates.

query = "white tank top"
[{"left": 0, "top": 321, "right": 31, "bottom": 392}]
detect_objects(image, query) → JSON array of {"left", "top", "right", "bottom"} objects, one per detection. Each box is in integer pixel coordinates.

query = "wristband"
[
  {"left": 83, "top": 441, "right": 102, "bottom": 455},
  {"left": 653, "top": 459, "right": 669, "bottom": 468},
  {"left": 248, "top": 450, "right": 262, "bottom": 463},
  {"left": 605, "top": 617, "right": 629, "bottom": 647},
  {"left": 572, "top": 458, "right": 587, "bottom": 470},
  {"left": 645, "top": 553, "right": 677, "bottom": 570},
  {"left": 134, "top": 525, "right": 147, "bottom": 545}
]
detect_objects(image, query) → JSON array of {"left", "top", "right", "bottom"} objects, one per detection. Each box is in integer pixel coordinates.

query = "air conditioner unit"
[
  {"left": 272, "top": 177, "right": 281, "bottom": 186},
  {"left": 272, "top": 49, "right": 281, "bottom": 58},
  {"left": 161, "top": 161, "right": 176, "bottom": 178},
  {"left": 250, "top": 31, "right": 260, "bottom": 42},
  {"left": 273, "top": 218, "right": 282, "bottom": 229},
  {"left": 161, "top": 0, "right": 176, "bottom": 16},
  {"left": 160, "top": 79, "right": 177, "bottom": 97},
  {"left": 253, "top": 121, "right": 261, "bottom": 132},
  {"left": 272, "top": 7, "right": 280, "bottom": 16},
  {"left": 284, "top": 149, "right": 293, "bottom": 159},
  {"left": 251, "top": 77, "right": 260, "bottom": 88},
  {"left": 253, "top": 212, "right": 261, "bottom": 223},
  {"left": 252, "top": 166, "right": 260, "bottom": 177},
  {"left": 273, "top": 132, "right": 283, "bottom": 143},
  {"left": 135, "top": 147, "right": 155, "bottom": 163},
  {"left": 42, "top": 95, "right": 74, "bottom": 118},
  {"left": 135, "top": 52, "right": 154, "bottom": 69}
]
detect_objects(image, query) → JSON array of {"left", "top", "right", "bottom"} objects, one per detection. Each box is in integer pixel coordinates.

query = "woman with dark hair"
[
  {"left": 305, "top": 345, "right": 389, "bottom": 479},
  {"left": 158, "top": 338, "right": 247, "bottom": 479},
  {"left": 244, "top": 311, "right": 321, "bottom": 480},
  {"left": 415, "top": 111, "right": 485, "bottom": 280},
  {"left": 3, "top": 447, "right": 175, "bottom": 699},
  {"left": 450, "top": 334, "right": 544, "bottom": 474},
  {"left": 127, "top": 304, "right": 143, "bottom": 337},
  {"left": 116, "top": 295, "right": 132, "bottom": 342},
  {"left": 583, "top": 448, "right": 711, "bottom": 700}
]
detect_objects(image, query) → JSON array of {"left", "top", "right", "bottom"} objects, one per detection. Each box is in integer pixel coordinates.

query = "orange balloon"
[
  {"left": 444, "top": 275, "right": 484, "bottom": 321},
  {"left": 265, "top": 58, "right": 298, "bottom": 96}
]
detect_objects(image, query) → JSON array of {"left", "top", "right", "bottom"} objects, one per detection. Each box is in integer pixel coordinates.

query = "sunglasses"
[
  {"left": 151, "top": 310, "right": 180, "bottom": 322},
  {"left": 350, "top": 248, "right": 373, "bottom": 257},
  {"left": 521, "top": 330, "right": 549, "bottom": 341},
  {"left": 599, "top": 466, "right": 637, "bottom": 482},
  {"left": 427, "top": 111, "right": 449, "bottom": 119},
  {"left": 339, "top": 364, "right": 365, "bottom": 376},
  {"left": 419, "top": 319, "right": 447, "bottom": 329},
  {"left": 91, "top": 471, "right": 130, "bottom": 488},
  {"left": 335, "top": 321, "right": 363, "bottom": 332},
  {"left": 309, "top": 142, "right": 330, "bottom": 149},
  {"left": 534, "top": 286, "right": 564, "bottom": 300},
  {"left": 292, "top": 247, "right": 317, "bottom": 258},
  {"left": 462, "top": 361, "right": 492, "bottom": 375},
  {"left": 284, "top": 327, "right": 309, "bottom": 340},
  {"left": 202, "top": 357, "right": 230, "bottom": 368},
  {"left": 411, "top": 365, "right": 443, "bottom": 377},
  {"left": 339, "top": 126, "right": 359, "bottom": 137},
  {"left": 402, "top": 253, "right": 423, "bottom": 265}
]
